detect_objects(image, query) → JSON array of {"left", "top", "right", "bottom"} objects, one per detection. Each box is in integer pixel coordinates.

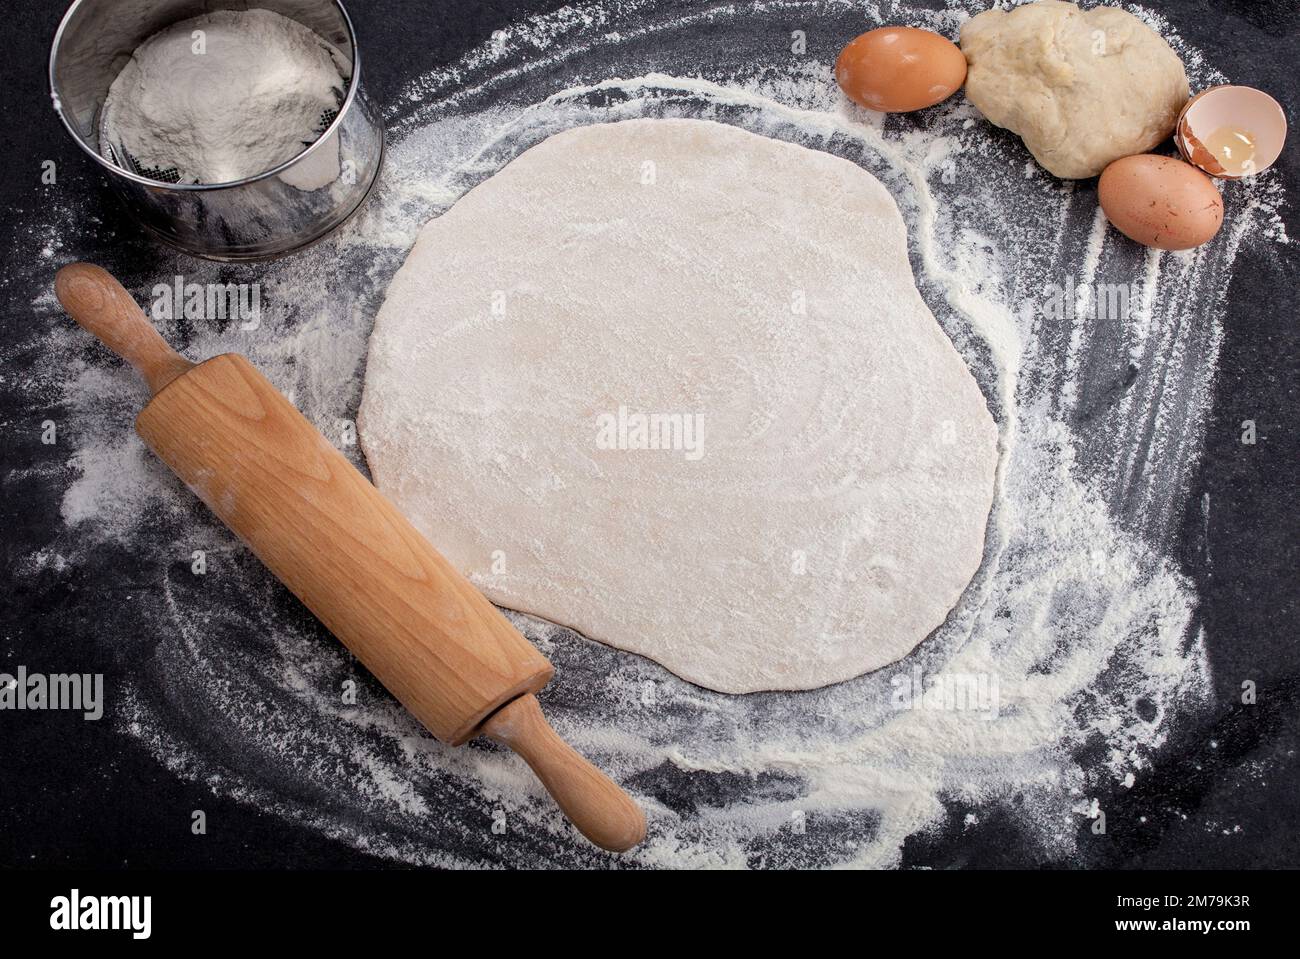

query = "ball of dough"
[{"left": 960, "top": 0, "right": 1189, "bottom": 179}]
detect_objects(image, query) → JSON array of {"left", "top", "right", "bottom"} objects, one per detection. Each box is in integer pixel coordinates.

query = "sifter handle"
[
  {"left": 54, "top": 263, "right": 195, "bottom": 396},
  {"left": 482, "top": 694, "right": 647, "bottom": 852}
]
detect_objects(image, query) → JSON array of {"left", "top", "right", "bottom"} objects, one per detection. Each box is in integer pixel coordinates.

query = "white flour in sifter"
[{"left": 101, "top": 9, "right": 348, "bottom": 184}]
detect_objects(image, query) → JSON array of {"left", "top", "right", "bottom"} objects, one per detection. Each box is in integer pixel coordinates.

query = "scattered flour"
[{"left": 19, "top": 1, "right": 1290, "bottom": 867}]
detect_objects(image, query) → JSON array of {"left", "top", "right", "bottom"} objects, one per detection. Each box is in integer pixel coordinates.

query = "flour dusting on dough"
[{"left": 359, "top": 117, "right": 1000, "bottom": 694}]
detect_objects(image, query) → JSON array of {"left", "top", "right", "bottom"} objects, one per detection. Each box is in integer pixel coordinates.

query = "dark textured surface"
[{"left": 1, "top": 0, "right": 1297, "bottom": 869}]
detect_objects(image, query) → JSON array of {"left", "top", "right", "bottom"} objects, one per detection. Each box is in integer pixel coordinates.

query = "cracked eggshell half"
[{"left": 1175, "top": 85, "right": 1288, "bottom": 179}]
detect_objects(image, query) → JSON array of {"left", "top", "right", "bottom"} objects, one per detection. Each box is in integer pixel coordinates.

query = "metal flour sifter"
[{"left": 50, "top": 0, "right": 385, "bottom": 261}]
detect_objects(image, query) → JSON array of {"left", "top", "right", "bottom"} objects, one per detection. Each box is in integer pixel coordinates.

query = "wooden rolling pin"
[{"left": 55, "top": 263, "right": 645, "bottom": 853}]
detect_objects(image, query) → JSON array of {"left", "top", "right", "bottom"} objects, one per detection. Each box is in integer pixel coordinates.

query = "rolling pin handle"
[
  {"left": 54, "top": 263, "right": 195, "bottom": 396},
  {"left": 482, "top": 694, "right": 646, "bottom": 853}
]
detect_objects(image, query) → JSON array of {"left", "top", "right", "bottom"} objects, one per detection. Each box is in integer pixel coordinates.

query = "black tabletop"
[{"left": 1, "top": 0, "right": 1297, "bottom": 870}]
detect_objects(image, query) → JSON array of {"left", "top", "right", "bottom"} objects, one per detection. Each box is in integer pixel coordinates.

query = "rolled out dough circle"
[{"left": 359, "top": 118, "right": 998, "bottom": 694}]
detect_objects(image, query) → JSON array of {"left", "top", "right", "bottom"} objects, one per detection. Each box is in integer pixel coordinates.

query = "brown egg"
[
  {"left": 1098, "top": 155, "right": 1224, "bottom": 251},
  {"left": 835, "top": 26, "right": 966, "bottom": 113}
]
